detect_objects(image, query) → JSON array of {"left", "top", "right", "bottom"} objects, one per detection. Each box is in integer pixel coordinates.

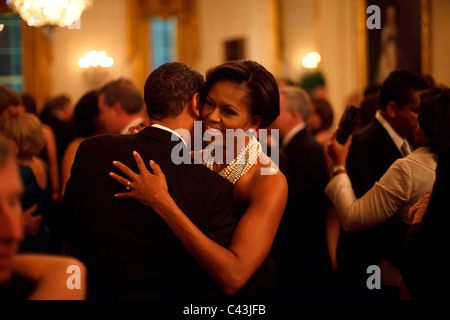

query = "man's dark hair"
[
  {"left": 144, "top": 62, "right": 205, "bottom": 120},
  {"left": 100, "top": 78, "right": 144, "bottom": 115},
  {"left": 204, "top": 60, "right": 280, "bottom": 128},
  {"left": 379, "top": 70, "right": 429, "bottom": 110},
  {"left": 0, "top": 85, "right": 21, "bottom": 117}
]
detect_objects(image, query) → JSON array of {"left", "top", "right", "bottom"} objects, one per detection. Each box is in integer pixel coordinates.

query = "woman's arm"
[
  {"left": 60, "top": 139, "right": 82, "bottom": 198},
  {"left": 326, "top": 133, "right": 411, "bottom": 232},
  {"left": 42, "top": 125, "right": 60, "bottom": 202},
  {"left": 12, "top": 254, "right": 86, "bottom": 300},
  {"left": 110, "top": 151, "right": 287, "bottom": 295}
]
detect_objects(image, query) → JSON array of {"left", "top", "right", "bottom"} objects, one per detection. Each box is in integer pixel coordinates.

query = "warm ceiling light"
[
  {"left": 302, "top": 52, "right": 321, "bottom": 69},
  {"left": 7, "top": 0, "right": 92, "bottom": 27},
  {"left": 79, "top": 51, "right": 114, "bottom": 68}
]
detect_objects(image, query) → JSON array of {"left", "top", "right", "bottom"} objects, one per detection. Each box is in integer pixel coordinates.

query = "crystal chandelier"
[{"left": 7, "top": 0, "right": 92, "bottom": 27}]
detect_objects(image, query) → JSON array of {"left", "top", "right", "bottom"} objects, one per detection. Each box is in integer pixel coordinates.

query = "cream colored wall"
[
  {"left": 50, "top": 0, "right": 131, "bottom": 104},
  {"left": 196, "top": 0, "right": 278, "bottom": 76}
]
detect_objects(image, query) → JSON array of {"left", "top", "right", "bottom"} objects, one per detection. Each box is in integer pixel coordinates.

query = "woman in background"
[
  {"left": 0, "top": 113, "right": 52, "bottom": 253},
  {"left": 60, "top": 91, "right": 100, "bottom": 198}
]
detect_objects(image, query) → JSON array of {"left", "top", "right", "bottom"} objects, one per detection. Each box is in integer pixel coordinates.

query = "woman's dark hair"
[
  {"left": 73, "top": 90, "right": 100, "bottom": 137},
  {"left": 310, "top": 97, "right": 334, "bottom": 131},
  {"left": 203, "top": 60, "right": 280, "bottom": 128},
  {"left": 418, "top": 88, "right": 450, "bottom": 154}
]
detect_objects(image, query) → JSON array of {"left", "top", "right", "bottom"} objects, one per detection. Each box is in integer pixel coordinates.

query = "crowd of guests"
[{"left": 0, "top": 61, "right": 448, "bottom": 300}]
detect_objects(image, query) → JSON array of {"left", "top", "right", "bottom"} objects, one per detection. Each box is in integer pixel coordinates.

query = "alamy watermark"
[
  {"left": 66, "top": 265, "right": 82, "bottom": 290},
  {"left": 169, "top": 121, "right": 280, "bottom": 176},
  {"left": 366, "top": 5, "right": 382, "bottom": 30}
]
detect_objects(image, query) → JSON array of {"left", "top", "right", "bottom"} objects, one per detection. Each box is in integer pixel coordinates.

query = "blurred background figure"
[
  {"left": 61, "top": 90, "right": 101, "bottom": 198},
  {"left": 0, "top": 86, "right": 59, "bottom": 204},
  {"left": 306, "top": 97, "right": 334, "bottom": 150},
  {"left": 40, "top": 95, "right": 77, "bottom": 168},
  {"left": 270, "top": 85, "right": 332, "bottom": 299},
  {"left": 0, "top": 113, "right": 53, "bottom": 254},
  {"left": 97, "top": 78, "right": 147, "bottom": 134}
]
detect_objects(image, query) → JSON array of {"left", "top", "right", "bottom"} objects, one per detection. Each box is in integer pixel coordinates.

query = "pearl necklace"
[{"left": 202, "top": 135, "right": 262, "bottom": 185}]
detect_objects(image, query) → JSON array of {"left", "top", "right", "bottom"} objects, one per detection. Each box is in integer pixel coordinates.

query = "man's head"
[
  {"left": 0, "top": 113, "right": 46, "bottom": 160},
  {"left": 42, "top": 95, "right": 73, "bottom": 122},
  {"left": 98, "top": 78, "right": 144, "bottom": 133},
  {"left": 0, "top": 85, "right": 24, "bottom": 123},
  {"left": 271, "top": 85, "right": 311, "bottom": 139},
  {"left": 379, "top": 70, "right": 430, "bottom": 141},
  {"left": 144, "top": 62, "right": 205, "bottom": 133},
  {"left": 0, "top": 134, "right": 23, "bottom": 284}
]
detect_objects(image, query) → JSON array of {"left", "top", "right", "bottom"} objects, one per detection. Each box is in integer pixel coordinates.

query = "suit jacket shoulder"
[{"left": 347, "top": 119, "right": 402, "bottom": 197}]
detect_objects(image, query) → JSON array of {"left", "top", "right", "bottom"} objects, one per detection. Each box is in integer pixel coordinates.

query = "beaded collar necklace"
[{"left": 202, "top": 134, "right": 262, "bottom": 185}]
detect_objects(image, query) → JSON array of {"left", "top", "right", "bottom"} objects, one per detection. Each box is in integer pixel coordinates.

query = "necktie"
[{"left": 401, "top": 142, "right": 410, "bottom": 157}]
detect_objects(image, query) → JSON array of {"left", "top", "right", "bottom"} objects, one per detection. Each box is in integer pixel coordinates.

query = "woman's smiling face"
[{"left": 202, "top": 81, "right": 259, "bottom": 147}]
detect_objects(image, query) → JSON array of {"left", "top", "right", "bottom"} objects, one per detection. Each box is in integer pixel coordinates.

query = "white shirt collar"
[
  {"left": 150, "top": 124, "right": 187, "bottom": 147},
  {"left": 375, "top": 111, "right": 412, "bottom": 155},
  {"left": 121, "top": 117, "right": 145, "bottom": 135},
  {"left": 283, "top": 122, "right": 306, "bottom": 147}
]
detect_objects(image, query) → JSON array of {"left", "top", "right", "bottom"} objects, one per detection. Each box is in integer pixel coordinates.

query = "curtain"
[
  {"left": 1, "top": 1, "right": 52, "bottom": 112},
  {"left": 127, "top": 0, "right": 199, "bottom": 90},
  {"left": 21, "top": 23, "right": 52, "bottom": 112}
]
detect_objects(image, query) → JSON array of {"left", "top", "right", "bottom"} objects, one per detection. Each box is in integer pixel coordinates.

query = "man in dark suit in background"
[
  {"left": 62, "top": 62, "right": 240, "bottom": 300},
  {"left": 337, "top": 69, "right": 430, "bottom": 298},
  {"left": 270, "top": 85, "right": 331, "bottom": 299}
]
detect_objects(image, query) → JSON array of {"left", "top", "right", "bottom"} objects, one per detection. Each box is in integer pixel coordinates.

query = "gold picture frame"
[{"left": 357, "top": 0, "right": 430, "bottom": 92}]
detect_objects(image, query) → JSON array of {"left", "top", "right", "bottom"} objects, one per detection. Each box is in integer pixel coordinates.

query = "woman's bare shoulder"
[{"left": 235, "top": 154, "right": 287, "bottom": 202}]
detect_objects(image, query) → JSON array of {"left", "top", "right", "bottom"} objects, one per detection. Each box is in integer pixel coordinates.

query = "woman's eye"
[{"left": 223, "top": 108, "right": 236, "bottom": 116}]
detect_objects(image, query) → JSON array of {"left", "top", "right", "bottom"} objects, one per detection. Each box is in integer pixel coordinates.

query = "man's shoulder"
[
  {"left": 351, "top": 119, "right": 395, "bottom": 152},
  {"left": 288, "top": 128, "right": 323, "bottom": 152}
]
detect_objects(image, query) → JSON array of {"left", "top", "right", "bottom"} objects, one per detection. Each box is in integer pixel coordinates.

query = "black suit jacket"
[
  {"left": 347, "top": 118, "right": 403, "bottom": 197},
  {"left": 337, "top": 118, "right": 405, "bottom": 293},
  {"left": 62, "top": 126, "right": 240, "bottom": 300},
  {"left": 271, "top": 128, "right": 331, "bottom": 296}
]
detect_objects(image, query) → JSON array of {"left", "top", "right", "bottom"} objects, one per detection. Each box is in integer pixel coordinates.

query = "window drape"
[{"left": 127, "top": 0, "right": 199, "bottom": 89}]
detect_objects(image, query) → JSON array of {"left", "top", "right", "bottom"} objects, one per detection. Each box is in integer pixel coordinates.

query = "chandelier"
[{"left": 7, "top": 0, "right": 92, "bottom": 27}]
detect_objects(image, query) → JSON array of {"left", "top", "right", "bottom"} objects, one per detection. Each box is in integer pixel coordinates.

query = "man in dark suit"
[
  {"left": 269, "top": 86, "right": 331, "bottom": 298},
  {"left": 336, "top": 70, "right": 430, "bottom": 298},
  {"left": 62, "top": 62, "right": 240, "bottom": 300}
]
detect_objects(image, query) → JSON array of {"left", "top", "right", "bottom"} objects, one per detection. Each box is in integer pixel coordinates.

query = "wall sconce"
[
  {"left": 302, "top": 52, "right": 321, "bottom": 69},
  {"left": 0, "top": 24, "right": 4, "bottom": 32},
  {"left": 79, "top": 51, "right": 113, "bottom": 86}
]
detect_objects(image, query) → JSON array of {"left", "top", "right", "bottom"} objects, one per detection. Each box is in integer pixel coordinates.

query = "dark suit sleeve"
[
  {"left": 204, "top": 181, "right": 240, "bottom": 248},
  {"left": 346, "top": 134, "right": 379, "bottom": 198}
]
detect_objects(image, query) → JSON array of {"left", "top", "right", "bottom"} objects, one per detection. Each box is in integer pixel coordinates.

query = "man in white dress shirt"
[{"left": 331, "top": 69, "right": 430, "bottom": 299}]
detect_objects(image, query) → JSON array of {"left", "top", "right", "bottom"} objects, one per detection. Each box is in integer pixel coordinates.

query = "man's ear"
[
  {"left": 386, "top": 101, "right": 398, "bottom": 118},
  {"left": 188, "top": 93, "right": 201, "bottom": 118},
  {"left": 113, "top": 102, "right": 123, "bottom": 115}
]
